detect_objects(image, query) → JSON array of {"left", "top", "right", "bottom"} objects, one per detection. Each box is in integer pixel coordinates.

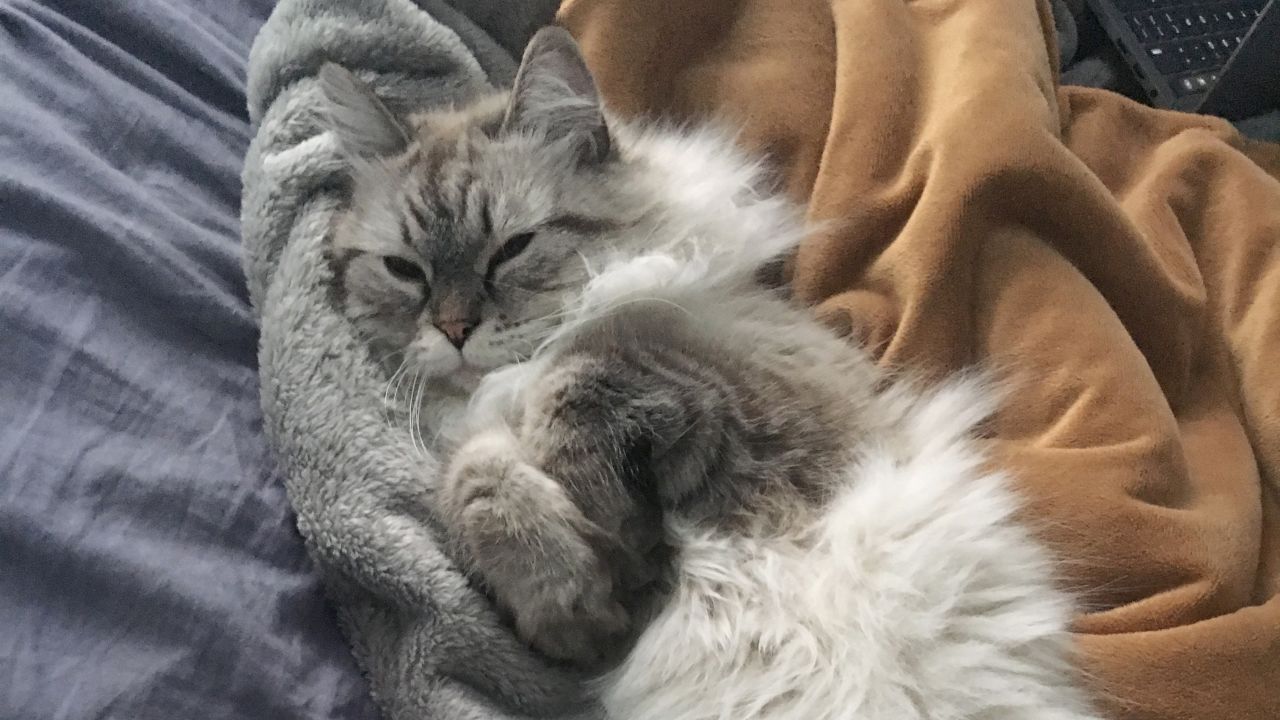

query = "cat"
[{"left": 319, "top": 26, "right": 1100, "bottom": 720}]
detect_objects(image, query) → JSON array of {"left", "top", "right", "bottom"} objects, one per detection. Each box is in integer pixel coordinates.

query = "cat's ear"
[
  {"left": 501, "top": 26, "right": 611, "bottom": 165},
  {"left": 318, "top": 63, "right": 411, "bottom": 158}
]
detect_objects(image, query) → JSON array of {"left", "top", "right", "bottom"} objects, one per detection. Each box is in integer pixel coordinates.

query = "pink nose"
[{"left": 435, "top": 320, "right": 475, "bottom": 349}]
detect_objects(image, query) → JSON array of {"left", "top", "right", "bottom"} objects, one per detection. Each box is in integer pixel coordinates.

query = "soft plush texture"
[
  {"left": 0, "top": 1, "right": 377, "bottom": 718},
  {"left": 242, "top": 2, "right": 593, "bottom": 719},
  {"left": 558, "top": 0, "right": 1280, "bottom": 719},
  {"left": 244, "top": 0, "right": 1280, "bottom": 718},
  {"left": 590, "top": 363, "right": 1098, "bottom": 720},
  {"left": 245, "top": 3, "right": 1100, "bottom": 713}
]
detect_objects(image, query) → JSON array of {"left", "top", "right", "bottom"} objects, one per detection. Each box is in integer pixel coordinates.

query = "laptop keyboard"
[{"left": 1117, "top": 0, "right": 1268, "bottom": 95}]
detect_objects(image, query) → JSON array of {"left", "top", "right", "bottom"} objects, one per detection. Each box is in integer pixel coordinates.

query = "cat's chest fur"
[
  {"left": 408, "top": 247, "right": 1098, "bottom": 718},
  {"left": 321, "top": 22, "right": 1097, "bottom": 714},
  {"left": 592, "top": 370, "right": 1099, "bottom": 720}
]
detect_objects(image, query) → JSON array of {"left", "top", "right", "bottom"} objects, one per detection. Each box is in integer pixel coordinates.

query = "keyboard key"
[
  {"left": 1193, "top": 46, "right": 1215, "bottom": 70},
  {"left": 1174, "top": 76, "right": 1201, "bottom": 96},
  {"left": 1148, "top": 45, "right": 1182, "bottom": 74},
  {"left": 1172, "top": 71, "right": 1218, "bottom": 98},
  {"left": 1169, "top": 9, "right": 1199, "bottom": 33}
]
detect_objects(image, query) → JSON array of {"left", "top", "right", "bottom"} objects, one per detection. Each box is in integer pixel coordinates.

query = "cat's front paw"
[
  {"left": 442, "top": 430, "right": 631, "bottom": 668},
  {"left": 512, "top": 551, "right": 631, "bottom": 668}
]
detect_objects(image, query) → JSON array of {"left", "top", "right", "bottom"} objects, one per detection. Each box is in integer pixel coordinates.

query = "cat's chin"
[{"left": 405, "top": 336, "right": 463, "bottom": 380}]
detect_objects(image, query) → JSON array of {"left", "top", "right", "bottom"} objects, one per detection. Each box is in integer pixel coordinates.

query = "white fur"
[
  {"left": 517, "top": 133, "right": 1097, "bottom": 719},
  {"left": 426, "top": 118, "right": 1097, "bottom": 719},
  {"left": 324, "top": 45, "right": 1099, "bottom": 717},
  {"left": 593, "top": 379, "right": 1099, "bottom": 720}
]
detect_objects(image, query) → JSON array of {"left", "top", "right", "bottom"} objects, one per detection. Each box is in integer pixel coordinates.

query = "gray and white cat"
[{"left": 320, "top": 26, "right": 1099, "bottom": 720}]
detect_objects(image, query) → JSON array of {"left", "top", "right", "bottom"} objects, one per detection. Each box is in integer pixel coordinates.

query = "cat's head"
[{"left": 321, "top": 27, "right": 645, "bottom": 379}]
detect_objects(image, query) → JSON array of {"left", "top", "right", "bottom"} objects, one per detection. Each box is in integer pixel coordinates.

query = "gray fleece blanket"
[{"left": 241, "top": 1, "right": 596, "bottom": 718}]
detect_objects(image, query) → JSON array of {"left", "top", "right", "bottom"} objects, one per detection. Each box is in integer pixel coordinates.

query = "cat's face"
[{"left": 321, "top": 28, "right": 635, "bottom": 380}]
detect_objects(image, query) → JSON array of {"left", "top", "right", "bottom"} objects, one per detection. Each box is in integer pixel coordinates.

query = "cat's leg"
[
  {"left": 517, "top": 355, "right": 703, "bottom": 596},
  {"left": 440, "top": 428, "right": 630, "bottom": 667},
  {"left": 445, "top": 349, "right": 723, "bottom": 665}
]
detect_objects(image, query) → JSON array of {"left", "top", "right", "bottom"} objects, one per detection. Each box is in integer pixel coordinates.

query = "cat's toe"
[
  {"left": 516, "top": 567, "right": 631, "bottom": 668},
  {"left": 526, "top": 595, "right": 630, "bottom": 668}
]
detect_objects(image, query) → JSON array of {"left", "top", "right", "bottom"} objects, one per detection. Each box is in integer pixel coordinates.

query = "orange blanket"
[{"left": 560, "top": 1, "right": 1280, "bottom": 717}]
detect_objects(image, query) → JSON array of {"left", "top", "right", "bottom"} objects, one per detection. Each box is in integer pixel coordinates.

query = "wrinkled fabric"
[
  {"left": 0, "top": 1, "right": 377, "bottom": 718},
  {"left": 561, "top": 0, "right": 1280, "bottom": 718},
  {"left": 242, "top": 1, "right": 591, "bottom": 719}
]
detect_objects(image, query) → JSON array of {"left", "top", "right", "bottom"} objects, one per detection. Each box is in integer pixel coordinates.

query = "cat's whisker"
[
  {"left": 390, "top": 362, "right": 423, "bottom": 459},
  {"left": 596, "top": 295, "right": 695, "bottom": 321},
  {"left": 381, "top": 362, "right": 409, "bottom": 426},
  {"left": 530, "top": 294, "right": 700, "bottom": 363},
  {"left": 387, "top": 360, "right": 415, "bottom": 411},
  {"left": 372, "top": 347, "right": 406, "bottom": 369},
  {"left": 383, "top": 358, "right": 410, "bottom": 404},
  {"left": 430, "top": 417, "right": 449, "bottom": 446},
  {"left": 411, "top": 371, "right": 432, "bottom": 460},
  {"left": 406, "top": 369, "right": 424, "bottom": 457},
  {"left": 315, "top": 28, "right": 1093, "bottom": 714},
  {"left": 574, "top": 250, "right": 596, "bottom": 278}
]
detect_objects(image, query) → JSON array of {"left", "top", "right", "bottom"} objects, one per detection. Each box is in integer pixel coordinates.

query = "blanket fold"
[
  {"left": 245, "top": 0, "right": 1280, "bottom": 718},
  {"left": 243, "top": 2, "right": 594, "bottom": 718},
  {"left": 560, "top": 1, "right": 1280, "bottom": 718}
]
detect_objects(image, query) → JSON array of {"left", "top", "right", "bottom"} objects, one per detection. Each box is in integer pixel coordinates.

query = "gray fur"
[
  {"left": 322, "top": 27, "right": 873, "bottom": 671},
  {"left": 242, "top": 2, "right": 597, "bottom": 719},
  {"left": 247, "top": 11, "right": 1095, "bottom": 720},
  {"left": 324, "top": 29, "right": 647, "bottom": 385},
  {"left": 440, "top": 302, "right": 869, "bottom": 667},
  {"left": 245, "top": 2, "right": 866, "bottom": 715}
]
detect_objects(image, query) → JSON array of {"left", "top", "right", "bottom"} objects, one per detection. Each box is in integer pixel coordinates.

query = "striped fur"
[{"left": 320, "top": 27, "right": 1098, "bottom": 720}]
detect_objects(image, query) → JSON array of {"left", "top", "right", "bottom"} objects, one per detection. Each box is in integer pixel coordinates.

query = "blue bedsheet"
[{"left": 0, "top": 2, "right": 377, "bottom": 717}]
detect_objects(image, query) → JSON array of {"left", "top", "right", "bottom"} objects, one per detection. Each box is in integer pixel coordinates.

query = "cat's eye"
[
  {"left": 490, "top": 232, "right": 536, "bottom": 270},
  {"left": 382, "top": 256, "right": 426, "bottom": 284},
  {"left": 485, "top": 232, "right": 536, "bottom": 288}
]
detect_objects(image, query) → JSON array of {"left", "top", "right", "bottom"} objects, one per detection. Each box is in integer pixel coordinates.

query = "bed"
[
  {"left": 0, "top": 2, "right": 376, "bottom": 718},
  {"left": 5, "top": 0, "right": 1280, "bottom": 719}
]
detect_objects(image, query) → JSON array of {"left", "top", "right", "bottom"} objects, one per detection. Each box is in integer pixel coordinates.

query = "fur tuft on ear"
[
  {"left": 317, "top": 63, "right": 411, "bottom": 158},
  {"left": 502, "top": 27, "right": 611, "bottom": 165}
]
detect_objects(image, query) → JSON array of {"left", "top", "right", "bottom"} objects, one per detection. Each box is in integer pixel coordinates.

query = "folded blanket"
[
  {"left": 246, "top": 0, "right": 1280, "bottom": 719},
  {"left": 559, "top": 0, "right": 1280, "bottom": 719},
  {"left": 242, "top": 1, "right": 594, "bottom": 718}
]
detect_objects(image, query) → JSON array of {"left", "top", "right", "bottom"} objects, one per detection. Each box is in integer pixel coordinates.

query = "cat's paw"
[
  {"left": 512, "top": 552, "right": 631, "bottom": 668},
  {"left": 442, "top": 430, "right": 631, "bottom": 667}
]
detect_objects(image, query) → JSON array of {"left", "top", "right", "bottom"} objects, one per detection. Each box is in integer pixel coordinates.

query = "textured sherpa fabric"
[{"left": 241, "top": 2, "right": 594, "bottom": 719}]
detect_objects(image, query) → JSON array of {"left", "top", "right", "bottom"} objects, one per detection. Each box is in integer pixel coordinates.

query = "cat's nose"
[{"left": 435, "top": 320, "right": 475, "bottom": 350}]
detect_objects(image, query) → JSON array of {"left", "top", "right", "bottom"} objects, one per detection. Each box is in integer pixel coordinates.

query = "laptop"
[{"left": 1085, "top": 0, "right": 1280, "bottom": 119}]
